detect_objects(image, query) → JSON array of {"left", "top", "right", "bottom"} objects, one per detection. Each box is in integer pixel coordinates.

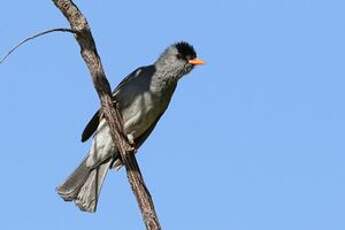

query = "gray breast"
[
  {"left": 121, "top": 91, "right": 160, "bottom": 138},
  {"left": 115, "top": 66, "right": 177, "bottom": 139}
]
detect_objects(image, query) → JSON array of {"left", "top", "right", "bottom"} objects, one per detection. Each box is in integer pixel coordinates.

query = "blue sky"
[{"left": 1, "top": 0, "right": 345, "bottom": 229}]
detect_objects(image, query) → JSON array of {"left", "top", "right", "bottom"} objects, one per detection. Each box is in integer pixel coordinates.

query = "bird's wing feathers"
[
  {"left": 113, "top": 67, "right": 143, "bottom": 93},
  {"left": 81, "top": 110, "right": 100, "bottom": 142},
  {"left": 81, "top": 66, "right": 146, "bottom": 142}
]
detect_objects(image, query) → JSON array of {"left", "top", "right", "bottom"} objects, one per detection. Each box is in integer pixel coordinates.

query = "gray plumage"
[{"left": 57, "top": 42, "right": 203, "bottom": 212}]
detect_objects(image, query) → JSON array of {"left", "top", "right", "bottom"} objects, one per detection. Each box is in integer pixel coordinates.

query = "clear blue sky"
[{"left": 1, "top": 0, "right": 344, "bottom": 229}]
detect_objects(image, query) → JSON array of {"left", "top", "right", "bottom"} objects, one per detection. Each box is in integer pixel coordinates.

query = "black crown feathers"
[{"left": 174, "top": 41, "right": 197, "bottom": 59}]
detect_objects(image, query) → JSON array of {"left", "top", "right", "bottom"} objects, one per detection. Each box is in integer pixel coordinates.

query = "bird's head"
[{"left": 155, "top": 41, "right": 205, "bottom": 80}]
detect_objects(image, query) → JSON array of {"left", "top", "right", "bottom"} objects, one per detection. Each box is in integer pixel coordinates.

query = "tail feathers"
[
  {"left": 75, "top": 160, "right": 112, "bottom": 212},
  {"left": 57, "top": 158, "right": 90, "bottom": 201}
]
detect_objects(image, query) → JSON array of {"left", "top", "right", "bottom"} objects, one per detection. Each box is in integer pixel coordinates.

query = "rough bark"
[{"left": 51, "top": 1, "right": 161, "bottom": 229}]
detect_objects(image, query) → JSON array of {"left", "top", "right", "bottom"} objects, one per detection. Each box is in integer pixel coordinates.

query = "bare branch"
[
  {"left": 0, "top": 28, "right": 76, "bottom": 64},
  {"left": 51, "top": 1, "right": 161, "bottom": 229}
]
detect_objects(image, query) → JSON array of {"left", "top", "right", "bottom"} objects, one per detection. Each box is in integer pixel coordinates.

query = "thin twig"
[{"left": 0, "top": 28, "right": 76, "bottom": 64}]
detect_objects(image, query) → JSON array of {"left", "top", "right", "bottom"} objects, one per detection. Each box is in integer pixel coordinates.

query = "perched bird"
[{"left": 57, "top": 41, "right": 205, "bottom": 212}]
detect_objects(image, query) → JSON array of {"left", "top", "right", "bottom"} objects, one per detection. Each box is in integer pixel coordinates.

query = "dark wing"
[
  {"left": 81, "top": 110, "right": 100, "bottom": 142},
  {"left": 112, "top": 67, "right": 144, "bottom": 93},
  {"left": 80, "top": 66, "right": 148, "bottom": 142}
]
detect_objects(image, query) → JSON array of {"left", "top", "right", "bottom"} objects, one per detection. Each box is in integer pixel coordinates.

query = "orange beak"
[{"left": 188, "top": 58, "right": 205, "bottom": 65}]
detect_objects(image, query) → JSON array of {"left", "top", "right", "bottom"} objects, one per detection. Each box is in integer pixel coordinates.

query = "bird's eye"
[{"left": 176, "top": 53, "right": 182, "bottom": 59}]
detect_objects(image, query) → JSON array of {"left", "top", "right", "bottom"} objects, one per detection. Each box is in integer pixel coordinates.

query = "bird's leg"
[
  {"left": 110, "top": 133, "right": 136, "bottom": 170},
  {"left": 127, "top": 133, "right": 135, "bottom": 145},
  {"left": 126, "top": 133, "right": 137, "bottom": 152}
]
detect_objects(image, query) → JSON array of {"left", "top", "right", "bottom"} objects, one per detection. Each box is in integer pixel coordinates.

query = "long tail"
[{"left": 57, "top": 158, "right": 112, "bottom": 212}]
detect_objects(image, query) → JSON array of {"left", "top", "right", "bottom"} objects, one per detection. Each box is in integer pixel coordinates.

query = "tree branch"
[
  {"left": 0, "top": 28, "right": 76, "bottom": 64},
  {"left": 51, "top": 1, "right": 161, "bottom": 229}
]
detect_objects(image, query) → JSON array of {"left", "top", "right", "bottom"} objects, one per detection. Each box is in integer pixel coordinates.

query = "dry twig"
[{"left": 0, "top": 28, "right": 76, "bottom": 64}]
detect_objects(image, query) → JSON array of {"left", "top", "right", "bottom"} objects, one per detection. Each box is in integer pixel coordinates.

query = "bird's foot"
[
  {"left": 126, "top": 134, "right": 137, "bottom": 152},
  {"left": 127, "top": 134, "right": 135, "bottom": 145}
]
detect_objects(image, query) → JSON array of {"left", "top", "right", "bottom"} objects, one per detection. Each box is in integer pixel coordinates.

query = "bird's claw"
[
  {"left": 126, "top": 134, "right": 137, "bottom": 152},
  {"left": 127, "top": 134, "right": 135, "bottom": 145}
]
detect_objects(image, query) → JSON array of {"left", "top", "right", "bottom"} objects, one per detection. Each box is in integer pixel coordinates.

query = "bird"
[{"left": 57, "top": 41, "right": 205, "bottom": 212}]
